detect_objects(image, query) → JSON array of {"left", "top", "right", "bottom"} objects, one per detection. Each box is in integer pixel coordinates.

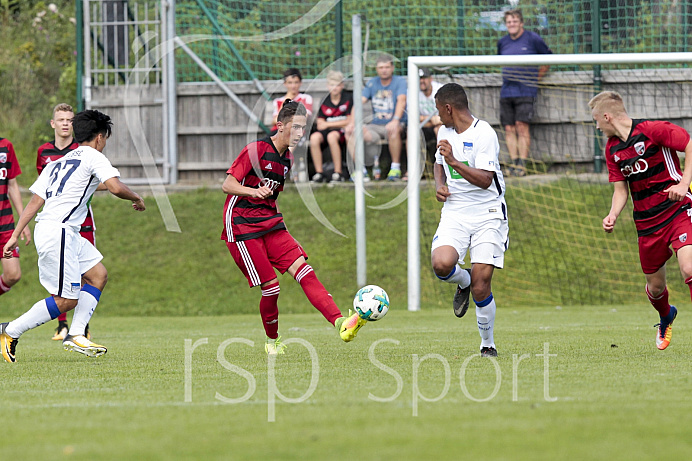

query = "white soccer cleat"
[{"left": 63, "top": 334, "right": 107, "bottom": 358}]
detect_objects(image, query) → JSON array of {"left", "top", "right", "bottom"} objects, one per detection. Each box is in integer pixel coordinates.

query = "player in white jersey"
[
  {"left": 430, "top": 83, "right": 509, "bottom": 358},
  {"left": 0, "top": 110, "right": 145, "bottom": 363}
]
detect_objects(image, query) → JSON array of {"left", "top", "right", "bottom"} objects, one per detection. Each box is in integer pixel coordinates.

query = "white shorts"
[
  {"left": 431, "top": 210, "right": 509, "bottom": 268},
  {"left": 34, "top": 221, "right": 103, "bottom": 299}
]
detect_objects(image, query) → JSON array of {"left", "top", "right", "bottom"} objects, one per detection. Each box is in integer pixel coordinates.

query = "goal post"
[{"left": 407, "top": 52, "right": 692, "bottom": 312}]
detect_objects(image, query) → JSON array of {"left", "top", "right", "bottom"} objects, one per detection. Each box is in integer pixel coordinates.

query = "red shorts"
[
  {"left": 0, "top": 230, "right": 20, "bottom": 258},
  {"left": 638, "top": 210, "right": 692, "bottom": 274},
  {"left": 227, "top": 229, "right": 307, "bottom": 287}
]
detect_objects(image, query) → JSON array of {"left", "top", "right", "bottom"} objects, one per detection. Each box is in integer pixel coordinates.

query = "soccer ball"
[{"left": 353, "top": 285, "right": 389, "bottom": 321}]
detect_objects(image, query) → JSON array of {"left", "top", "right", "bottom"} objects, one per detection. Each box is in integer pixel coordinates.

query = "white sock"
[
  {"left": 437, "top": 264, "right": 470, "bottom": 288},
  {"left": 475, "top": 293, "right": 496, "bottom": 348},
  {"left": 68, "top": 284, "right": 101, "bottom": 337},
  {"left": 6, "top": 297, "right": 61, "bottom": 338},
  {"left": 391, "top": 162, "right": 401, "bottom": 170}
]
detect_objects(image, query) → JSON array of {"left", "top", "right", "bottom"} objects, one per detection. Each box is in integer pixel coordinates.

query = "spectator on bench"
[
  {"left": 309, "top": 71, "right": 353, "bottom": 184},
  {"left": 346, "top": 54, "right": 407, "bottom": 181},
  {"left": 418, "top": 67, "right": 443, "bottom": 178},
  {"left": 271, "top": 68, "right": 314, "bottom": 134}
]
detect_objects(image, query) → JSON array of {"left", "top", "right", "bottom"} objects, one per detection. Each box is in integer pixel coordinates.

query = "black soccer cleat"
[
  {"left": 452, "top": 269, "right": 472, "bottom": 318},
  {"left": 480, "top": 346, "right": 498, "bottom": 357}
]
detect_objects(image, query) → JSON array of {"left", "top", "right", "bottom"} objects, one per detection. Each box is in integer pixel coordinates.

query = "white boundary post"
[
  {"left": 406, "top": 60, "right": 420, "bottom": 311},
  {"left": 353, "top": 15, "right": 366, "bottom": 287},
  {"left": 164, "top": 0, "right": 177, "bottom": 184},
  {"left": 406, "top": 52, "right": 692, "bottom": 312}
]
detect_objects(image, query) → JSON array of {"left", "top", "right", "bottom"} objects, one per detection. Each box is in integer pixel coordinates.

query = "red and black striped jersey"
[
  {"left": 222, "top": 137, "right": 293, "bottom": 242},
  {"left": 0, "top": 138, "right": 22, "bottom": 233},
  {"left": 37, "top": 138, "right": 79, "bottom": 174},
  {"left": 606, "top": 119, "right": 692, "bottom": 236}
]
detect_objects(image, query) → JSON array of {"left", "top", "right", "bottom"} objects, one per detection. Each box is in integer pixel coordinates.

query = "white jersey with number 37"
[
  {"left": 29, "top": 145, "right": 120, "bottom": 229},
  {"left": 435, "top": 118, "right": 506, "bottom": 216}
]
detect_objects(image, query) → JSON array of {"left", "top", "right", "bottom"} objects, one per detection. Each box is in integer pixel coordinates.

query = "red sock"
[
  {"left": 646, "top": 284, "right": 671, "bottom": 317},
  {"left": 0, "top": 275, "right": 10, "bottom": 296},
  {"left": 294, "top": 263, "right": 342, "bottom": 325},
  {"left": 685, "top": 276, "right": 692, "bottom": 304},
  {"left": 260, "top": 282, "right": 280, "bottom": 339},
  {"left": 58, "top": 313, "right": 67, "bottom": 322}
]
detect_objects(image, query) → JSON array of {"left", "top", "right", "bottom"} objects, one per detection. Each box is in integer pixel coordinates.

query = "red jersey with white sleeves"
[
  {"left": 222, "top": 137, "right": 293, "bottom": 242},
  {"left": 605, "top": 119, "right": 692, "bottom": 236},
  {"left": 37, "top": 139, "right": 80, "bottom": 174},
  {"left": 0, "top": 138, "right": 22, "bottom": 233}
]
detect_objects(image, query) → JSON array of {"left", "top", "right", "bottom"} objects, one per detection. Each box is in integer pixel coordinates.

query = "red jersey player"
[
  {"left": 590, "top": 91, "right": 692, "bottom": 350},
  {"left": 221, "top": 100, "right": 366, "bottom": 355},
  {"left": 37, "top": 103, "right": 96, "bottom": 340},
  {"left": 0, "top": 137, "right": 32, "bottom": 298}
]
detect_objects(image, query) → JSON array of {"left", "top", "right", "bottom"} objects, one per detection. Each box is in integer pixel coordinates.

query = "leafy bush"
[{"left": 0, "top": 1, "right": 76, "bottom": 185}]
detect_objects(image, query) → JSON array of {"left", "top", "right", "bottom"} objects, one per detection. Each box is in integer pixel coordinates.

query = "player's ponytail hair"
[
  {"left": 73, "top": 110, "right": 113, "bottom": 143},
  {"left": 277, "top": 99, "right": 307, "bottom": 125}
]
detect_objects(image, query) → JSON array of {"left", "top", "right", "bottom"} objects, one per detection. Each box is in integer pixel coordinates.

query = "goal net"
[{"left": 407, "top": 53, "right": 692, "bottom": 310}]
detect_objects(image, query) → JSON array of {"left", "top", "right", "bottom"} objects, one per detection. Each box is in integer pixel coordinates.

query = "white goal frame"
[{"left": 406, "top": 52, "right": 692, "bottom": 311}]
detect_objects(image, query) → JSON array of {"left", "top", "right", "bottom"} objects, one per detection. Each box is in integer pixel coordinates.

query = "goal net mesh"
[{"left": 417, "top": 62, "right": 692, "bottom": 307}]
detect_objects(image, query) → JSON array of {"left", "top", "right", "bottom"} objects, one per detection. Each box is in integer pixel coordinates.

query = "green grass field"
[
  {"left": 2, "top": 306, "right": 691, "bottom": 460},
  {"left": 2, "top": 184, "right": 692, "bottom": 459}
]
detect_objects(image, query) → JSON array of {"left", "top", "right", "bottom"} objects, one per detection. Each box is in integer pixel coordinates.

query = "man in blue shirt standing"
[
  {"left": 346, "top": 54, "right": 407, "bottom": 181},
  {"left": 497, "top": 9, "right": 552, "bottom": 177}
]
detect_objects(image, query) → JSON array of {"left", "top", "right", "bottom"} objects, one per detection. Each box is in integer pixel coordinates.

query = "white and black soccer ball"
[{"left": 353, "top": 285, "right": 389, "bottom": 321}]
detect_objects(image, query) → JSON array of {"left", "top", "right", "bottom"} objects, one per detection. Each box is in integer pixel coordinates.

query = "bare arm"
[
  {"left": 437, "top": 139, "right": 494, "bottom": 189},
  {"left": 103, "top": 177, "right": 145, "bottom": 211},
  {"left": 317, "top": 113, "right": 353, "bottom": 131},
  {"left": 222, "top": 174, "right": 273, "bottom": 200},
  {"left": 3, "top": 194, "right": 44, "bottom": 258},
  {"left": 538, "top": 65, "right": 550, "bottom": 80},
  {"left": 663, "top": 139, "right": 692, "bottom": 201},
  {"left": 7, "top": 178, "right": 32, "bottom": 244},
  {"left": 603, "top": 181, "right": 629, "bottom": 233},
  {"left": 433, "top": 163, "right": 451, "bottom": 203}
]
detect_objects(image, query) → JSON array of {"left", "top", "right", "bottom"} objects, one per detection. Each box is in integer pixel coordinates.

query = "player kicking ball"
[
  {"left": 221, "top": 100, "right": 366, "bottom": 355},
  {"left": 1, "top": 110, "right": 145, "bottom": 363}
]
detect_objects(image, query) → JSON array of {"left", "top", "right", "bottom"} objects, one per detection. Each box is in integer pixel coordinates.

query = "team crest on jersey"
[
  {"left": 634, "top": 142, "right": 646, "bottom": 156},
  {"left": 680, "top": 233, "right": 688, "bottom": 243},
  {"left": 0, "top": 153, "right": 6, "bottom": 163},
  {"left": 463, "top": 142, "right": 473, "bottom": 157},
  {"left": 284, "top": 166, "right": 289, "bottom": 176}
]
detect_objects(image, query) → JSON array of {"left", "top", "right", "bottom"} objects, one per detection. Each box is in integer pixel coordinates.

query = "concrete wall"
[{"left": 90, "top": 68, "right": 692, "bottom": 183}]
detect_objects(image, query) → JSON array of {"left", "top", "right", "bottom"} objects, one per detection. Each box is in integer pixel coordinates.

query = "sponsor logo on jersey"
[
  {"left": 259, "top": 178, "right": 281, "bottom": 191},
  {"left": 680, "top": 233, "right": 687, "bottom": 243},
  {"left": 265, "top": 163, "right": 272, "bottom": 170},
  {"left": 284, "top": 166, "right": 289, "bottom": 177},
  {"left": 634, "top": 141, "right": 646, "bottom": 156},
  {"left": 621, "top": 159, "right": 648, "bottom": 177},
  {"left": 614, "top": 154, "right": 620, "bottom": 162}
]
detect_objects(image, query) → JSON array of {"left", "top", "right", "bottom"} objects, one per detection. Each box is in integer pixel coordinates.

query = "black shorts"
[
  {"left": 500, "top": 97, "right": 535, "bottom": 126},
  {"left": 313, "top": 128, "right": 345, "bottom": 144}
]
